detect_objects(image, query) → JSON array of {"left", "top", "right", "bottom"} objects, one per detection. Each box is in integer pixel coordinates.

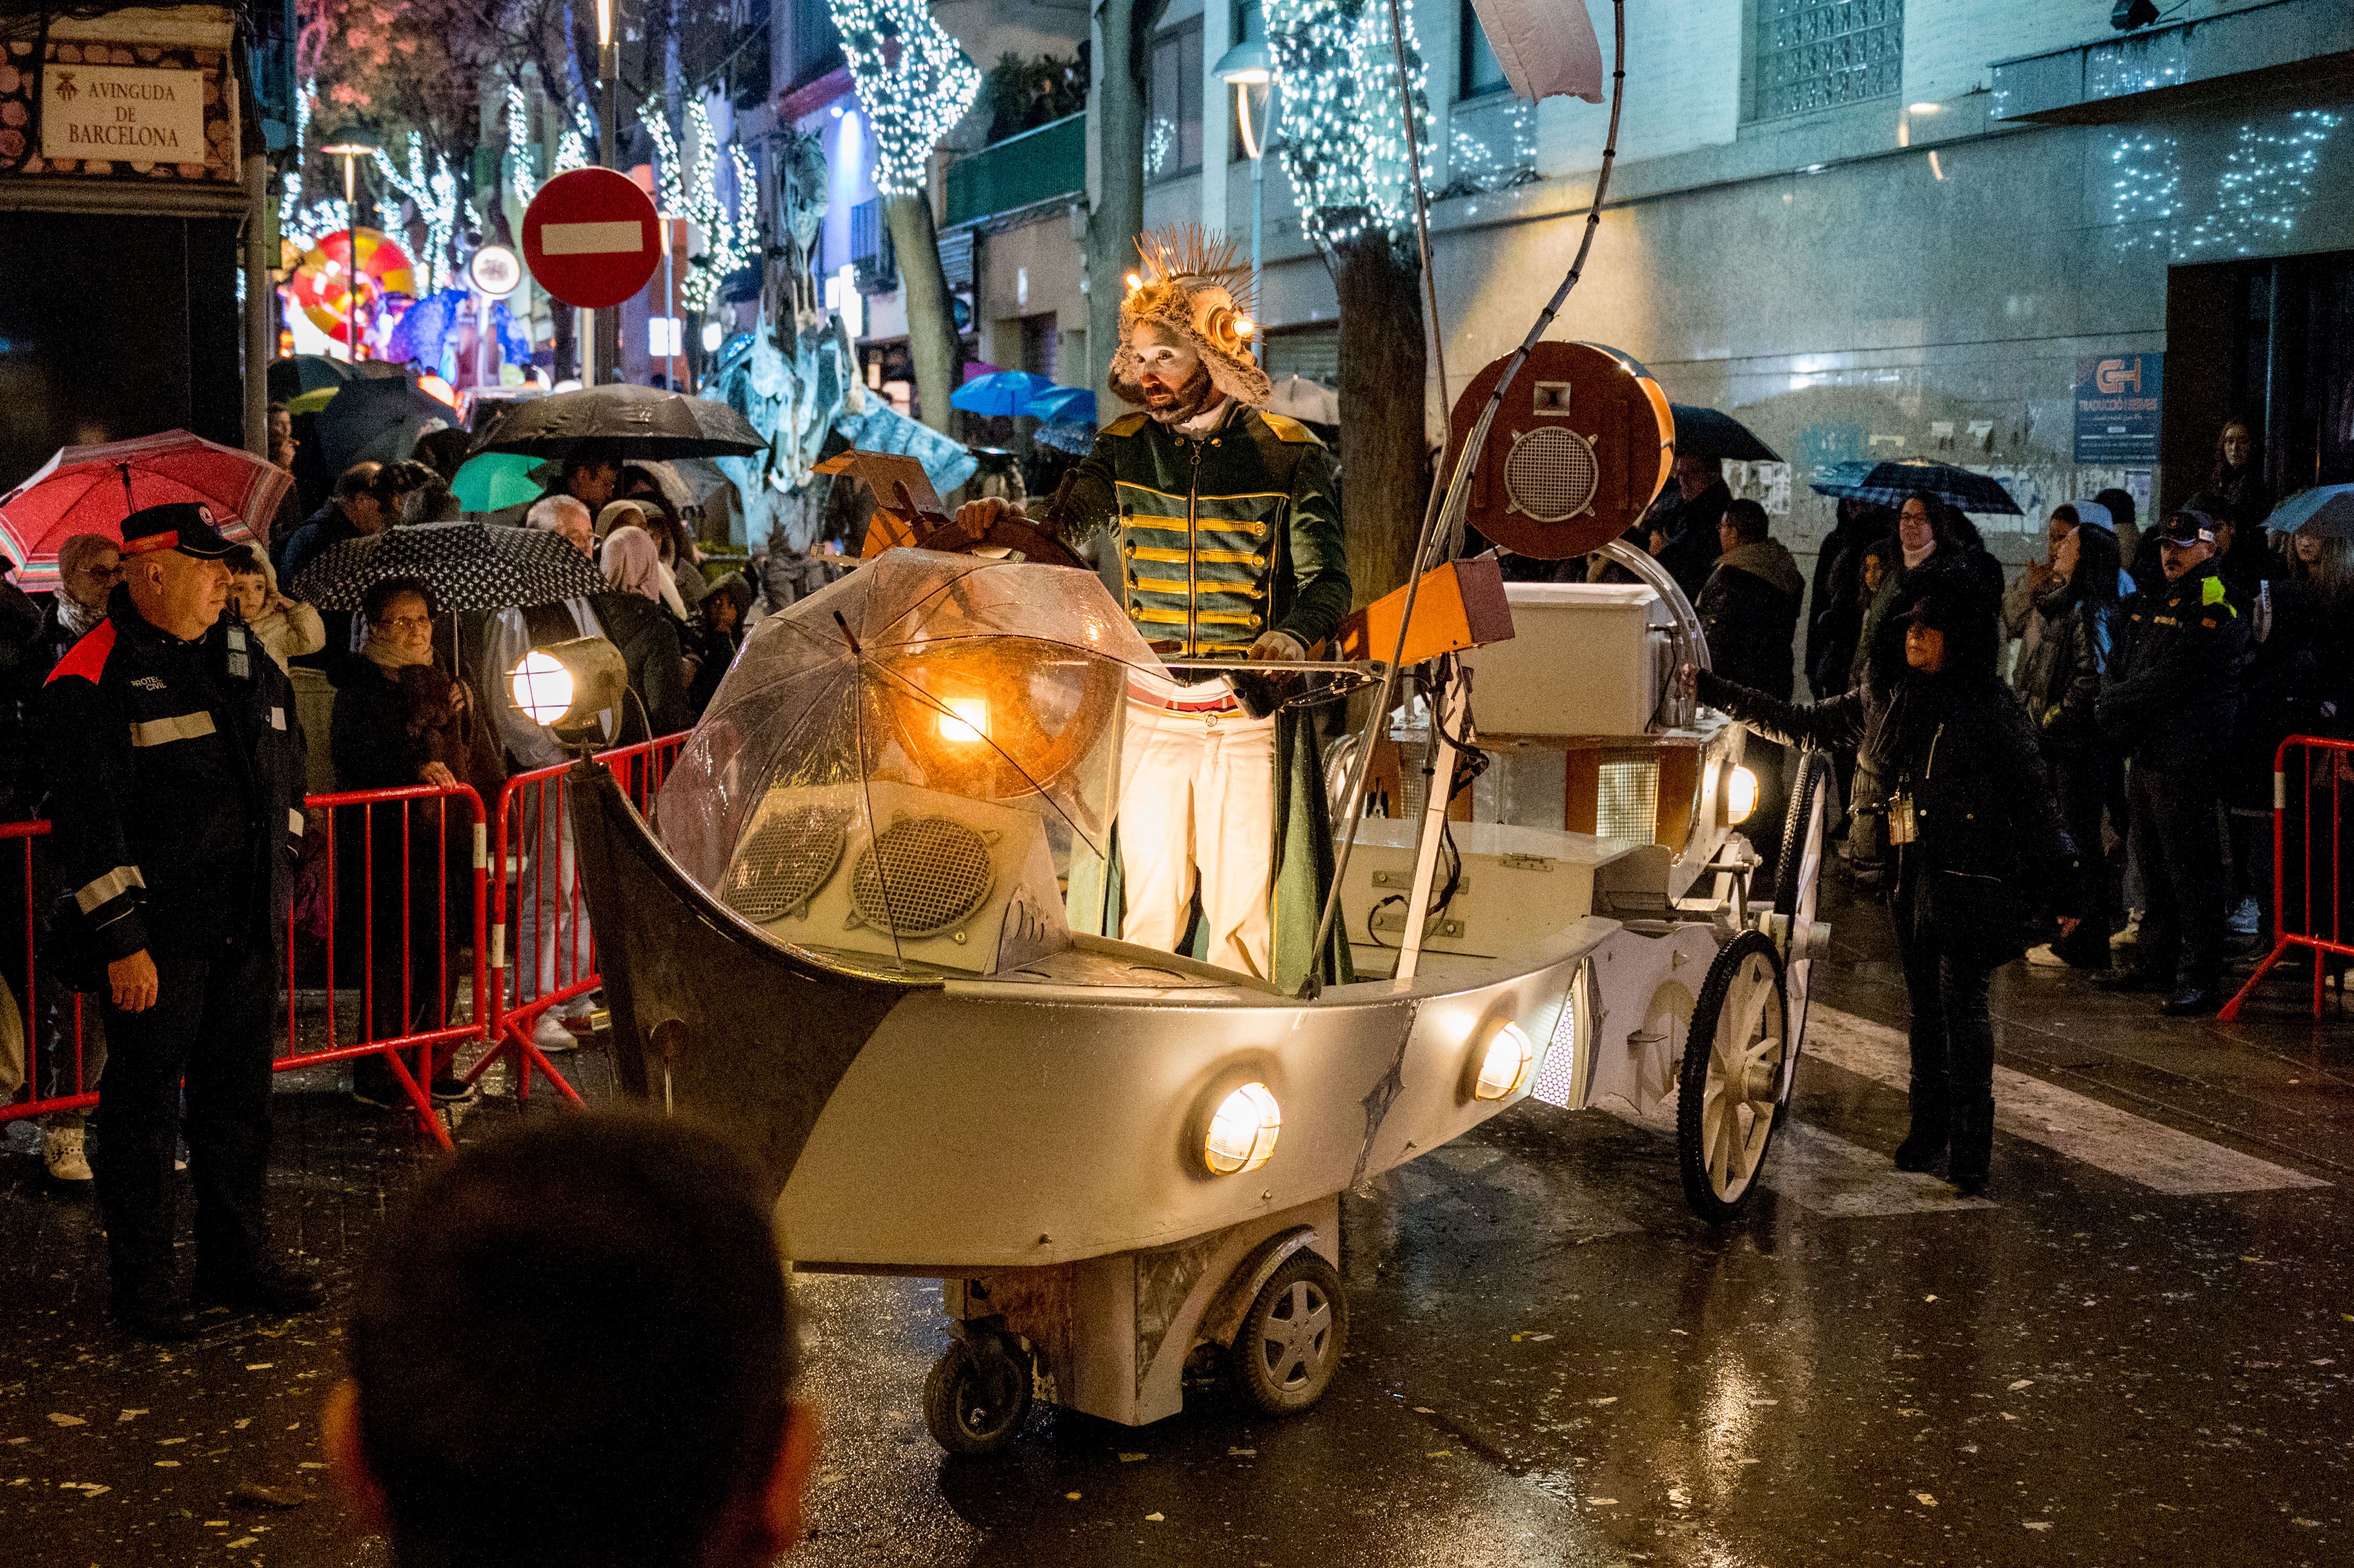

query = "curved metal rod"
[{"left": 1301, "top": 0, "right": 1630, "bottom": 998}]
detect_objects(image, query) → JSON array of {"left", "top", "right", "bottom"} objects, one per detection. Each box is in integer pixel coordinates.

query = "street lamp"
[
  {"left": 319, "top": 124, "right": 383, "bottom": 363},
  {"left": 1215, "top": 38, "right": 1273, "bottom": 359},
  {"left": 593, "top": 0, "right": 621, "bottom": 384}
]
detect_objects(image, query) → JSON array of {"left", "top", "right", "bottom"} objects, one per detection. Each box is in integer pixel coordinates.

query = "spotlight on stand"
[
  {"left": 510, "top": 637, "right": 627, "bottom": 755},
  {"left": 2110, "top": 0, "right": 2159, "bottom": 30}
]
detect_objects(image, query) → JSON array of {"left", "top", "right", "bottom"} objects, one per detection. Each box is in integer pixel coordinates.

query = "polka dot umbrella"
[{"left": 0, "top": 430, "right": 289, "bottom": 593}]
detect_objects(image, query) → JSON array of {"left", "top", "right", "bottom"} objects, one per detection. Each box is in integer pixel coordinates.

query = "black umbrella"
[
  {"left": 1808, "top": 459, "right": 2024, "bottom": 516},
  {"left": 316, "top": 375, "right": 455, "bottom": 475},
  {"left": 474, "top": 383, "right": 767, "bottom": 459},
  {"left": 289, "top": 521, "right": 609, "bottom": 612},
  {"left": 1670, "top": 404, "right": 1781, "bottom": 463},
  {"left": 265, "top": 354, "right": 408, "bottom": 403}
]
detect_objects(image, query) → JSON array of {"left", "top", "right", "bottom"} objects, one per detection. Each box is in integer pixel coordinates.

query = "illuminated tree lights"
[
  {"left": 644, "top": 99, "right": 763, "bottom": 313},
  {"left": 827, "top": 0, "right": 982, "bottom": 197},
  {"left": 1262, "top": 0, "right": 1433, "bottom": 250},
  {"left": 373, "top": 130, "right": 463, "bottom": 294}
]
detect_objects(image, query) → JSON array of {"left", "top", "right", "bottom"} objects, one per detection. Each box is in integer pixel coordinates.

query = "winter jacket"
[
  {"left": 2097, "top": 557, "right": 2247, "bottom": 776},
  {"left": 2016, "top": 578, "right": 2120, "bottom": 753},
  {"left": 36, "top": 591, "right": 306, "bottom": 964},
  {"left": 1806, "top": 513, "right": 1887, "bottom": 696},
  {"left": 276, "top": 500, "right": 359, "bottom": 586},
  {"left": 1066, "top": 403, "right": 1349, "bottom": 665},
  {"left": 0, "top": 579, "right": 44, "bottom": 817},
  {"left": 242, "top": 551, "right": 326, "bottom": 674},
  {"left": 2230, "top": 579, "right": 2322, "bottom": 803},
  {"left": 1637, "top": 479, "right": 1732, "bottom": 607},
  {"left": 1696, "top": 539, "right": 1804, "bottom": 699}
]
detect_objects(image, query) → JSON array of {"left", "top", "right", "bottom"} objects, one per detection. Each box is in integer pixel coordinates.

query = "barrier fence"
[
  {"left": 3, "top": 733, "right": 688, "bottom": 1144},
  {"left": 2221, "top": 733, "right": 2352, "bottom": 1023}
]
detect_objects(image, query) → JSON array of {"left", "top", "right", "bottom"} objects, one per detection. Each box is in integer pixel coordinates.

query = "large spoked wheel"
[
  {"left": 1230, "top": 1252, "right": 1348, "bottom": 1417},
  {"left": 1770, "top": 750, "right": 1834, "bottom": 1097},
  {"left": 923, "top": 1331, "right": 1034, "bottom": 1458},
  {"left": 1677, "top": 930, "right": 1792, "bottom": 1222}
]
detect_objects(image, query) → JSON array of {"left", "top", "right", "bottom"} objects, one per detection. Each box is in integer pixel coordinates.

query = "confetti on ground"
[
  {"left": 1144, "top": 1512, "right": 1164, "bottom": 1522},
  {"left": 1065, "top": 1492, "right": 1080, "bottom": 1501},
  {"left": 245, "top": 1364, "right": 273, "bottom": 1371},
  {"left": 2008, "top": 1380, "right": 2034, "bottom": 1391},
  {"left": 116, "top": 1409, "right": 147, "bottom": 1422},
  {"left": 154, "top": 1460, "right": 180, "bottom": 1468},
  {"left": 1227, "top": 1448, "right": 1256, "bottom": 1457},
  {"left": 1916, "top": 1493, "right": 1937, "bottom": 1507},
  {"left": 47, "top": 1415, "right": 86, "bottom": 1427},
  {"left": 1591, "top": 1497, "right": 1618, "bottom": 1507},
  {"left": 1426, "top": 1450, "right": 1452, "bottom": 1458},
  {"left": 1118, "top": 1453, "right": 1148, "bottom": 1463}
]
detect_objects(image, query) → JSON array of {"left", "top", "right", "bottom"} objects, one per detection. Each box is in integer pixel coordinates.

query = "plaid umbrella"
[
  {"left": 0, "top": 430, "right": 287, "bottom": 592},
  {"left": 1808, "top": 459, "right": 2023, "bottom": 516},
  {"left": 1671, "top": 405, "right": 1781, "bottom": 463},
  {"left": 2260, "top": 485, "right": 2354, "bottom": 540},
  {"left": 289, "top": 521, "right": 609, "bottom": 612}
]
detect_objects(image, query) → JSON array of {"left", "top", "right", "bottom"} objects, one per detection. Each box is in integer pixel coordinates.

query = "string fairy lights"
[
  {"left": 371, "top": 131, "right": 462, "bottom": 294},
  {"left": 644, "top": 98, "right": 764, "bottom": 313},
  {"left": 1261, "top": 0, "right": 1433, "bottom": 251},
  {"left": 827, "top": 0, "right": 982, "bottom": 198}
]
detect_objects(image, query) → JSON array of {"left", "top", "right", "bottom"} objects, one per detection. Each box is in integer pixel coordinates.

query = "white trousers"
[{"left": 1116, "top": 684, "right": 1277, "bottom": 978}]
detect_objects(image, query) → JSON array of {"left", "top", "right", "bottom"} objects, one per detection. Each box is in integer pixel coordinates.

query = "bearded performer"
[{"left": 956, "top": 228, "right": 1351, "bottom": 987}]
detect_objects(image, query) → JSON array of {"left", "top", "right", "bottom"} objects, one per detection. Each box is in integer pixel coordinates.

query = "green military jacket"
[{"left": 1066, "top": 402, "right": 1351, "bottom": 663}]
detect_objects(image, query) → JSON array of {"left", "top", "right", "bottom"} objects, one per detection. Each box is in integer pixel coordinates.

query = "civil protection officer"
[
  {"left": 958, "top": 228, "right": 1351, "bottom": 986},
  {"left": 38, "top": 503, "right": 322, "bottom": 1339},
  {"left": 2096, "top": 508, "right": 2247, "bottom": 1016}
]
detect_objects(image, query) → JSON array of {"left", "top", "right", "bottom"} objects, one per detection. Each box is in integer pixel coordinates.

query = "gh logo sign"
[{"left": 2095, "top": 358, "right": 2143, "bottom": 395}]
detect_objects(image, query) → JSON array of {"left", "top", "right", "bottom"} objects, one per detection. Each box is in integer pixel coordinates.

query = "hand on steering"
[{"left": 952, "top": 496, "right": 1024, "bottom": 535}]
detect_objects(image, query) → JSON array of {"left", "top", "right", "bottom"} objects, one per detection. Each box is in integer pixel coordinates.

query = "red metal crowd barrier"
[
  {"left": 4, "top": 736, "right": 687, "bottom": 1141},
  {"left": 475, "top": 733, "right": 687, "bottom": 1103},
  {"left": 2221, "top": 734, "right": 2352, "bottom": 1022}
]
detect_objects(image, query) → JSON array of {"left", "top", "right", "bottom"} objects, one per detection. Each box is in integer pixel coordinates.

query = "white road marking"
[
  {"left": 1766, "top": 1121, "right": 1997, "bottom": 1217},
  {"left": 540, "top": 220, "right": 644, "bottom": 255},
  {"left": 1803, "top": 1005, "right": 2329, "bottom": 1195}
]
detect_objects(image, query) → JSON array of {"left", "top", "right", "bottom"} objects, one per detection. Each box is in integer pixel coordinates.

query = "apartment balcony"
[{"left": 943, "top": 112, "right": 1086, "bottom": 230}]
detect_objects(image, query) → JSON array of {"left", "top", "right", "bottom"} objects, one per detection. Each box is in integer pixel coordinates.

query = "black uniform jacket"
[
  {"left": 37, "top": 595, "right": 306, "bottom": 964},
  {"left": 2096, "top": 558, "right": 2247, "bottom": 774}
]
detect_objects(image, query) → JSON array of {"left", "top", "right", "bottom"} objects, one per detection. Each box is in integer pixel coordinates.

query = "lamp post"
[
  {"left": 1214, "top": 38, "right": 1273, "bottom": 359},
  {"left": 593, "top": 0, "right": 621, "bottom": 384},
  {"left": 319, "top": 125, "right": 383, "bottom": 363}
]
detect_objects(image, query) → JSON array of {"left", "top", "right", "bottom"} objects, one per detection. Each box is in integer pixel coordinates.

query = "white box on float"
[{"left": 1461, "top": 582, "right": 1671, "bottom": 741}]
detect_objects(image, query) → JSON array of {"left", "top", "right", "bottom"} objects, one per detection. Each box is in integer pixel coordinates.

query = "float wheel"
[
  {"left": 1677, "top": 930, "right": 1791, "bottom": 1222},
  {"left": 923, "top": 1331, "right": 1033, "bottom": 1457},
  {"left": 1230, "top": 1252, "right": 1348, "bottom": 1417}
]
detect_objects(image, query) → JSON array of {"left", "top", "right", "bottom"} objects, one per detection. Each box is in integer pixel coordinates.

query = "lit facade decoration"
[
  {"left": 1261, "top": 0, "right": 1433, "bottom": 249},
  {"left": 643, "top": 99, "right": 763, "bottom": 313},
  {"left": 827, "top": 0, "right": 982, "bottom": 198}
]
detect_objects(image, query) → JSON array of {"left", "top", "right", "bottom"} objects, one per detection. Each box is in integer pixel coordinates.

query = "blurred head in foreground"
[{"left": 328, "top": 1116, "right": 815, "bottom": 1568}]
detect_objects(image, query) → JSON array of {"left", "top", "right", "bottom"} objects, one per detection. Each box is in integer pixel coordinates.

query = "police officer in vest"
[
  {"left": 2096, "top": 509, "right": 2248, "bottom": 1016},
  {"left": 38, "top": 503, "right": 321, "bottom": 1339}
]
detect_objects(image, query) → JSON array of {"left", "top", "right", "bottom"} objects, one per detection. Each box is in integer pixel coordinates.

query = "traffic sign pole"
[{"left": 520, "top": 169, "right": 661, "bottom": 390}]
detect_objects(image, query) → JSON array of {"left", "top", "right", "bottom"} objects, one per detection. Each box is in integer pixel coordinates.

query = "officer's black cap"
[
  {"left": 2157, "top": 509, "right": 2217, "bottom": 546},
  {"left": 120, "top": 502, "right": 237, "bottom": 561}
]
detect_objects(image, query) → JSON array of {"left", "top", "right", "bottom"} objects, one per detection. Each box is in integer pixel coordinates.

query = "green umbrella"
[{"left": 452, "top": 451, "right": 547, "bottom": 513}]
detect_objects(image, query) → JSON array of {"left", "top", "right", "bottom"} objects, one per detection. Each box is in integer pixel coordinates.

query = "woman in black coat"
[
  {"left": 2017, "top": 520, "right": 2125, "bottom": 968},
  {"left": 1696, "top": 562, "right": 2077, "bottom": 1196}
]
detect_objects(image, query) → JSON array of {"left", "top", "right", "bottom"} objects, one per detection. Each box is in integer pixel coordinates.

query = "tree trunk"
[
  {"left": 885, "top": 190, "right": 962, "bottom": 433},
  {"left": 1086, "top": 0, "right": 1167, "bottom": 395},
  {"left": 1332, "top": 230, "right": 1430, "bottom": 607}
]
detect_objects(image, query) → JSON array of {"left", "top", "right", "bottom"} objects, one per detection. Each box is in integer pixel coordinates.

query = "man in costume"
[{"left": 958, "top": 229, "right": 1351, "bottom": 986}]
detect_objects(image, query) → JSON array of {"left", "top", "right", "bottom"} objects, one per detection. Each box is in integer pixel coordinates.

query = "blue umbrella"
[
  {"left": 2260, "top": 484, "right": 2354, "bottom": 539},
  {"left": 1035, "top": 420, "right": 1097, "bottom": 456},
  {"left": 1808, "top": 459, "right": 2022, "bottom": 516},
  {"left": 1026, "top": 385, "right": 1097, "bottom": 424},
  {"left": 950, "top": 370, "right": 1056, "bottom": 417}
]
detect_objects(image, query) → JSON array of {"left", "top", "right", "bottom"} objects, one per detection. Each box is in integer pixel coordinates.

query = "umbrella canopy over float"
[
  {"left": 656, "top": 549, "right": 1160, "bottom": 970},
  {"left": 289, "top": 520, "right": 609, "bottom": 611},
  {"left": 476, "top": 384, "right": 767, "bottom": 460},
  {"left": 0, "top": 431, "right": 287, "bottom": 592},
  {"left": 2260, "top": 484, "right": 2354, "bottom": 539},
  {"left": 1670, "top": 405, "right": 1781, "bottom": 463},
  {"left": 1809, "top": 459, "right": 2023, "bottom": 516}
]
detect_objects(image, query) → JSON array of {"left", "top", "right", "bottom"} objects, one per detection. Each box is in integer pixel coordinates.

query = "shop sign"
[
  {"left": 40, "top": 63, "right": 205, "bottom": 162},
  {"left": 2073, "top": 353, "right": 2163, "bottom": 465}
]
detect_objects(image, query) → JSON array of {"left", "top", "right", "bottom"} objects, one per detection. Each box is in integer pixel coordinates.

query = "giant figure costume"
[{"left": 1060, "top": 230, "right": 1351, "bottom": 987}]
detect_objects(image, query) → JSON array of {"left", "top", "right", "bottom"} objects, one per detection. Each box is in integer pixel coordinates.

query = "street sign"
[
  {"left": 521, "top": 168, "right": 660, "bottom": 310},
  {"left": 468, "top": 243, "right": 523, "bottom": 298}
]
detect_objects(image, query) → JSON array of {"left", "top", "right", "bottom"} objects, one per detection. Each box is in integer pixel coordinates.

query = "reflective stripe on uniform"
[
  {"left": 75, "top": 864, "right": 146, "bottom": 913},
  {"left": 127, "top": 711, "right": 218, "bottom": 748},
  {"left": 289, "top": 808, "right": 305, "bottom": 836},
  {"left": 270, "top": 706, "right": 287, "bottom": 730}
]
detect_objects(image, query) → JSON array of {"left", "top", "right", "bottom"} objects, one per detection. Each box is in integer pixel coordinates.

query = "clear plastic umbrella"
[{"left": 655, "top": 549, "right": 1161, "bottom": 971}]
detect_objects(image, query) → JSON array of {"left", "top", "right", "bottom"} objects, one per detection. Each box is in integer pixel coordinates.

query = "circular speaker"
[
  {"left": 1503, "top": 426, "right": 1600, "bottom": 521},
  {"left": 850, "top": 816, "right": 996, "bottom": 937},
  {"left": 721, "top": 804, "right": 848, "bottom": 923}
]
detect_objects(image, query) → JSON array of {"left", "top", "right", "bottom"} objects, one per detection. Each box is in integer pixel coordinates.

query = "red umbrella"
[{"left": 0, "top": 430, "right": 291, "bottom": 593}]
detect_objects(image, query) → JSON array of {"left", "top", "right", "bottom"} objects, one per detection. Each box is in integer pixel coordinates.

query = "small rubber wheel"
[
  {"left": 923, "top": 1334, "right": 1032, "bottom": 1457},
  {"left": 1230, "top": 1252, "right": 1348, "bottom": 1417},
  {"left": 1676, "top": 929, "right": 1791, "bottom": 1223}
]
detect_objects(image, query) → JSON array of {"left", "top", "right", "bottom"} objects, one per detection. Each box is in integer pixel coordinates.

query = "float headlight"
[
  {"left": 508, "top": 637, "right": 626, "bottom": 747},
  {"left": 1204, "top": 1082, "right": 1281, "bottom": 1174},
  {"left": 1727, "top": 764, "right": 1760, "bottom": 825},
  {"left": 1473, "top": 1021, "right": 1534, "bottom": 1101}
]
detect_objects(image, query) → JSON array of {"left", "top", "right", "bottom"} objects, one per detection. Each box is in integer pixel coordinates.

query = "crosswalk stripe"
[
  {"left": 1766, "top": 1120, "right": 1997, "bottom": 1216},
  {"left": 1803, "top": 1005, "right": 2330, "bottom": 1195}
]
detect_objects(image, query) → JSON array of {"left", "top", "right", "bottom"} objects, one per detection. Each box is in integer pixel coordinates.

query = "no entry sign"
[{"left": 521, "top": 168, "right": 660, "bottom": 310}]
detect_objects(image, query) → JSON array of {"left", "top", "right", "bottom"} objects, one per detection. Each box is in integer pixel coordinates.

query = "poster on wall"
[{"left": 2074, "top": 352, "right": 2163, "bottom": 465}]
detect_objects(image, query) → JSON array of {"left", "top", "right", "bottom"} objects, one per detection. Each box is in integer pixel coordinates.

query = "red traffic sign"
[{"left": 521, "top": 167, "right": 660, "bottom": 310}]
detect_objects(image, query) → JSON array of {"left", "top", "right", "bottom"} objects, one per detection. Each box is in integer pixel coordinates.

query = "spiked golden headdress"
[{"left": 1108, "top": 225, "right": 1273, "bottom": 410}]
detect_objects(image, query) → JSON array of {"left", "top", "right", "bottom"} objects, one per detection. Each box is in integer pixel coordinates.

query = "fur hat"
[{"left": 1108, "top": 225, "right": 1274, "bottom": 410}]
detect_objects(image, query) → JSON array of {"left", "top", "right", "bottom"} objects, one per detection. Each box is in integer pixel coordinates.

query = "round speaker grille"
[
  {"left": 721, "top": 805, "right": 848, "bottom": 923},
  {"left": 850, "top": 816, "right": 996, "bottom": 937},
  {"left": 1503, "top": 426, "right": 1599, "bottom": 521}
]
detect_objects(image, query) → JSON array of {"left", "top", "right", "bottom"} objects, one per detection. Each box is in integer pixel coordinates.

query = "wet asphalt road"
[{"left": 4, "top": 879, "right": 2350, "bottom": 1567}]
